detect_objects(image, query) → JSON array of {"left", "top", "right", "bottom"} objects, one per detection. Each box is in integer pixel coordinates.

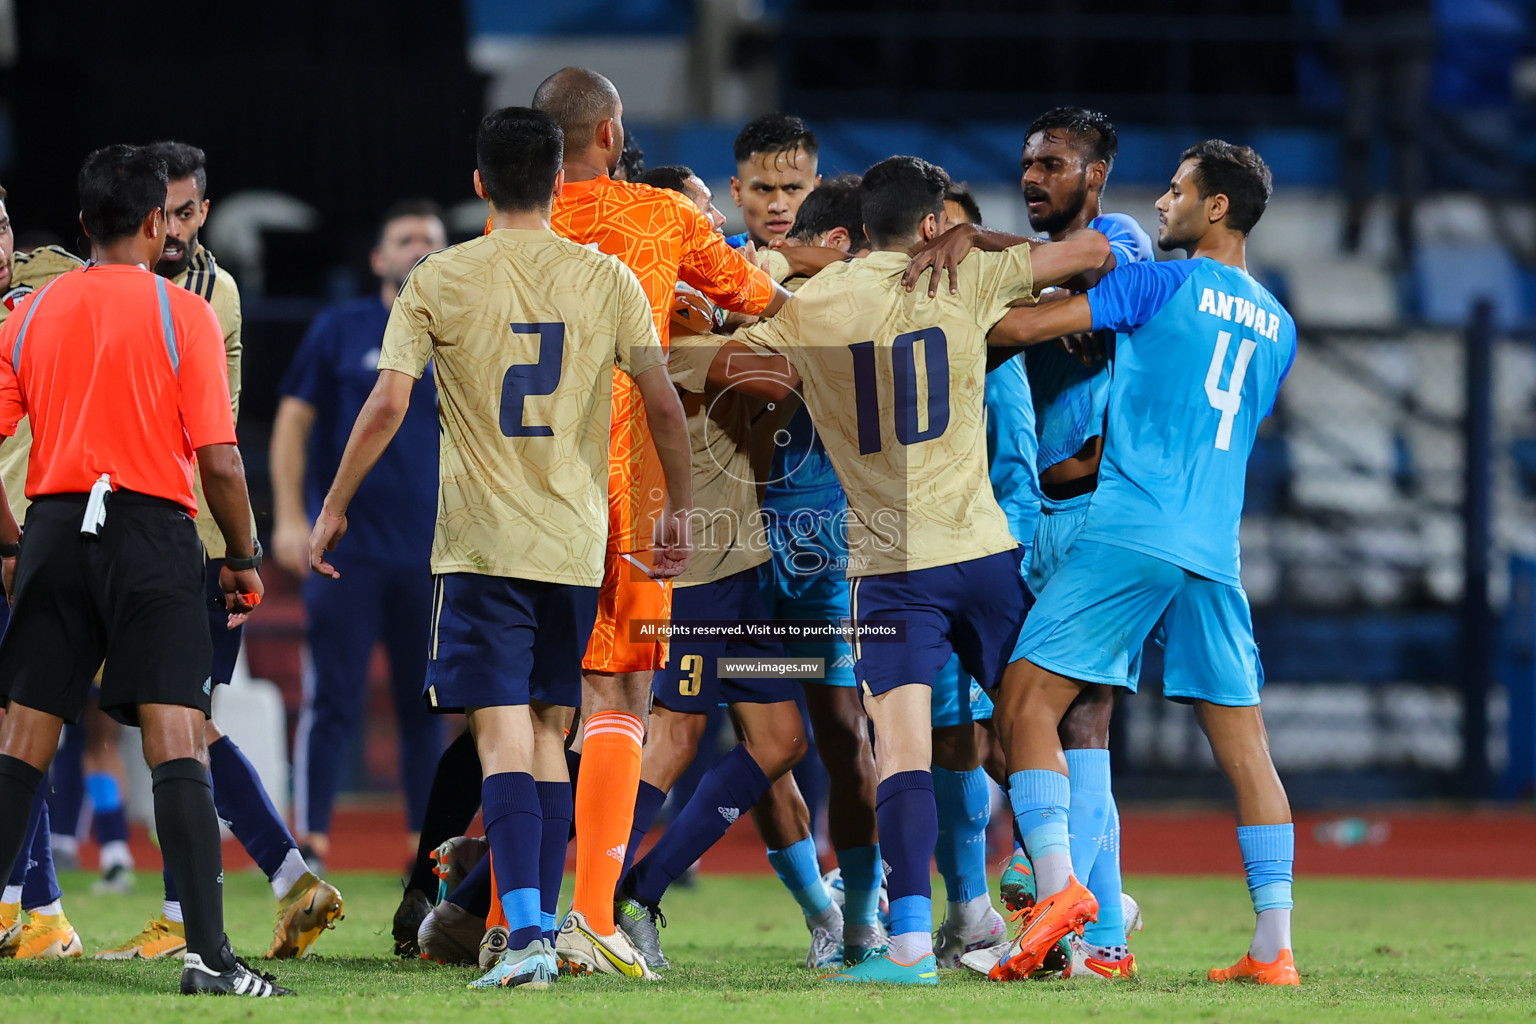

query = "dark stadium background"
[{"left": 1, "top": 0, "right": 1531, "bottom": 851}]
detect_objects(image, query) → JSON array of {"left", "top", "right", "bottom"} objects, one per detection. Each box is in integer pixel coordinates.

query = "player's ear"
[
  {"left": 825, "top": 226, "right": 850, "bottom": 253},
  {"left": 599, "top": 118, "right": 615, "bottom": 152},
  {"left": 142, "top": 206, "right": 162, "bottom": 240},
  {"left": 919, "top": 211, "right": 941, "bottom": 243},
  {"left": 198, "top": 198, "right": 211, "bottom": 224},
  {"left": 730, "top": 176, "right": 743, "bottom": 208},
  {"left": 1087, "top": 159, "right": 1108, "bottom": 192},
  {"left": 1207, "top": 191, "right": 1229, "bottom": 226},
  {"left": 78, "top": 211, "right": 90, "bottom": 240},
  {"left": 473, "top": 169, "right": 488, "bottom": 201},
  {"left": 551, "top": 167, "right": 566, "bottom": 201}
]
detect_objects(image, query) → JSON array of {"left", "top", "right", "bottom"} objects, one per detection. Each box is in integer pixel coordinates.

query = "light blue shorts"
[
  {"left": 930, "top": 655, "right": 996, "bottom": 727},
  {"left": 1028, "top": 495, "right": 1143, "bottom": 689},
  {"left": 1013, "top": 539, "right": 1263, "bottom": 707},
  {"left": 757, "top": 559, "right": 856, "bottom": 687}
]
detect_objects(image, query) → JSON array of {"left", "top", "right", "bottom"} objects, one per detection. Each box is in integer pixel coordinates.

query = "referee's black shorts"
[{"left": 0, "top": 490, "right": 213, "bottom": 726}]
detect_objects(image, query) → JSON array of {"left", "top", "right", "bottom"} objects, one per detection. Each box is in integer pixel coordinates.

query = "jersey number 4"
[
  {"left": 1205, "top": 329, "right": 1257, "bottom": 452},
  {"left": 501, "top": 322, "right": 565, "bottom": 437},
  {"left": 848, "top": 328, "right": 951, "bottom": 455}
]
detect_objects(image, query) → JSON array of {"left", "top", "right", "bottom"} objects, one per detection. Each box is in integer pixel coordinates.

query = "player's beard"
[
  {"left": 1025, "top": 177, "right": 1089, "bottom": 237},
  {"left": 157, "top": 230, "right": 197, "bottom": 278}
]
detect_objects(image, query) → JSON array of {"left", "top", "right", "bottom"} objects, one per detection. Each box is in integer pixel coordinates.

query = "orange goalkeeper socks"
[{"left": 570, "top": 711, "right": 644, "bottom": 934}]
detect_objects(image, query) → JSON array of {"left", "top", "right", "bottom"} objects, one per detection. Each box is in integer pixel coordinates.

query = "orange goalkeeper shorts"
[{"left": 582, "top": 549, "right": 672, "bottom": 674}]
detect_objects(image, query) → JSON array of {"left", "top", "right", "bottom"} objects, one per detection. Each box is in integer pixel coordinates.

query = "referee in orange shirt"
[{"left": 0, "top": 145, "right": 289, "bottom": 997}]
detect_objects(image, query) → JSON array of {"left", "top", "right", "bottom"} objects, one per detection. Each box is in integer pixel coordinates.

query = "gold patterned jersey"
[
  {"left": 667, "top": 315, "right": 770, "bottom": 588},
  {"left": 170, "top": 244, "right": 247, "bottom": 558},
  {"left": 737, "top": 246, "right": 1036, "bottom": 577},
  {"left": 0, "top": 245, "right": 86, "bottom": 525},
  {"left": 379, "top": 228, "right": 664, "bottom": 585}
]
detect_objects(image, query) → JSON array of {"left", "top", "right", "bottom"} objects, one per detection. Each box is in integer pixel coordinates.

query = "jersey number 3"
[
  {"left": 501, "top": 322, "right": 565, "bottom": 437},
  {"left": 848, "top": 328, "right": 951, "bottom": 455},
  {"left": 1205, "top": 329, "right": 1257, "bottom": 451}
]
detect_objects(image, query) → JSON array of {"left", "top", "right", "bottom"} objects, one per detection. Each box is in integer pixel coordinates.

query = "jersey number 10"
[
  {"left": 848, "top": 328, "right": 951, "bottom": 455},
  {"left": 1205, "top": 329, "right": 1257, "bottom": 452},
  {"left": 501, "top": 322, "right": 566, "bottom": 437}
]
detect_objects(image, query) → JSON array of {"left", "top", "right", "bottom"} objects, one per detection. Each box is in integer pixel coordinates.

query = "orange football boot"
[
  {"left": 989, "top": 876, "right": 1098, "bottom": 982},
  {"left": 1208, "top": 948, "right": 1300, "bottom": 986}
]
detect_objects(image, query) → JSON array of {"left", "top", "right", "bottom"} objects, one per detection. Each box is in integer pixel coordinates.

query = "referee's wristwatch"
[
  {"left": 224, "top": 540, "right": 263, "bottom": 572},
  {"left": 0, "top": 529, "right": 20, "bottom": 558}
]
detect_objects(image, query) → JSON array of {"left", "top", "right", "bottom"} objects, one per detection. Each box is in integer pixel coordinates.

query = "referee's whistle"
[{"left": 236, "top": 592, "right": 262, "bottom": 608}]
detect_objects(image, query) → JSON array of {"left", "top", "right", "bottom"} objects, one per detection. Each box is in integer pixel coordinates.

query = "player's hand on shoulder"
[
  {"left": 308, "top": 509, "right": 349, "bottom": 579},
  {"left": 650, "top": 505, "right": 692, "bottom": 579},
  {"left": 903, "top": 223, "right": 981, "bottom": 298},
  {"left": 219, "top": 564, "right": 264, "bottom": 630}
]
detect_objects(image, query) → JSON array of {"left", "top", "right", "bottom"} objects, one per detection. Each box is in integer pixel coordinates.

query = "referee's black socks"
[
  {"left": 0, "top": 753, "right": 44, "bottom": 887},
  {"left": 152, "top": 757, "right": 234, "bottom": 971}
]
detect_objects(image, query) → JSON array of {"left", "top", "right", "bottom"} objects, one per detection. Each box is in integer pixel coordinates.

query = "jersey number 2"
[
  {"left": 848, "top": 328, "right": 951, "bottom": 455},
  {"left": 1205, "top": 329, "right": 1257, "bottom": 451},
  {"left": 501, "top": 322, "right": 565, "bottom": 437}
]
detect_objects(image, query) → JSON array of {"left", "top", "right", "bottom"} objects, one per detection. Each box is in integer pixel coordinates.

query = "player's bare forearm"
[
  {"left": 707, "top": 340, "right": 799, "bottom": 401},
  {"left": 1028, "top": 229, "right": 1112, "bottom": 291},
  {"left": 270, "top": 397, "right": 316, "bottom": 528},
  {"left": 774, "top": 244, "right": 848, "bottom": 279},
  {"left": 195, "top": 442, "right": 257, "bottom": 558},
  {"left": 986, "top": 294, "right": 1094, "bottom": 347},
  {"left": 321, "top": 370, "right": 414, "bottom": 518},
  {"left": 633, "top": 365, "right": 694, "bottom": 514},
  {"left": 760, "top": 282, "right": 794, "bottom": 317}
]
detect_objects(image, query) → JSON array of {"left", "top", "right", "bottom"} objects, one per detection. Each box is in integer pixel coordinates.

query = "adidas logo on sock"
[
  {"left": 606, "top": 843, "right": 627, "bottom": 863},
  {"left": 718, "top": 806, "right": 740, "bottom": 824}
]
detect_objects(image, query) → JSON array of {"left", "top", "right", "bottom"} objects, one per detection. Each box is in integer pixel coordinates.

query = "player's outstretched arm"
[
  {"left": 903, "top": 223, "right": 1033, "bottom": 298},
  {"left": 987, "top": 293, "right": 1094, "bottom": 347},
  {"left": 1027, "top": 228, "right": 1113, "bottom": 291},
  {"left": 633, "top": 364, "right": 694, "bottom": 579},
  {"left": 706, "top": 340, "right": 800, "bottom": 400},
  {"left": 310, "top": 369, "right": 414, "bottom": 579}
]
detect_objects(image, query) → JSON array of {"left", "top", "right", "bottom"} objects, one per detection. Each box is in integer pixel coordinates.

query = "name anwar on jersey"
[{"left": 1197, "top": 287, "right": 1281, "bottom": 342}]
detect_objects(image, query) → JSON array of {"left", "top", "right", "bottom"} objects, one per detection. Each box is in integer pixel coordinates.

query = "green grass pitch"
[{"left": 2, "top": 870, "right": 1533, "bottom": 1022}]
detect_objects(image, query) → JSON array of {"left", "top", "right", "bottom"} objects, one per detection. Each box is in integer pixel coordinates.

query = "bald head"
[{"left": 533, "top": 67, "right": 623, "bottom": 170}]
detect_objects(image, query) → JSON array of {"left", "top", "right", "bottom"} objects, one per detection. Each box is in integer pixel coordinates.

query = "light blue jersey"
[
  {"left": 1027, "top": 213, "right": 1154, "bottom": 474},
  {"left": 1080, "top": 258, "right": 1297, "bottom": 586},
  {"left": 984, "top": 355, "right": 1041, "bottom": 556},
  {"left": 759, "top": 402, "right": 857, "bottom": 686}
]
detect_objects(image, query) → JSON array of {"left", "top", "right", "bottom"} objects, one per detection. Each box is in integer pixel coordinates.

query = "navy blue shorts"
[
  {"left": 850, "top": 547, "right": 1029, "bottom": 700},
  {"left": 424, "top": 572, "right": 598, "bottom": 713},
  {"left": 205, "top": 558, "right": 244, "bottom": 686},
  {"left": 654, "top": 567, "right": 798, "bottom": 713}
]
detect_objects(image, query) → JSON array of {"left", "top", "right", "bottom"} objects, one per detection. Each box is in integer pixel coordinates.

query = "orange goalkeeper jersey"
[{"left": 549, "top": 176, "right": 776, "bottom": 552}]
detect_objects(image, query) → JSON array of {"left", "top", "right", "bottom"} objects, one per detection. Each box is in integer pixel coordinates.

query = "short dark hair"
[
  {"left": 377, "top": 199, "right": 444, "bottom": 244},
  {"left": 637, "top": 165, "right": 696, "bottom": 196},
  {"left": 78, "top": 144, "right": 168, "bottom": 243},
  {"left": 945, "top": 183, "right": 982, "bottom": 226},
  {"left": 618, "top": 133, "right": 646, "bottom": 181},
  {"left": 1179, "top": 139, "right": 1273, "bottom": 235},
  {"left": 859, "top": 157, "right": 949, "bottom": 247},
  {"left": 1024, "top": 107, "right": 1119, "bottom": 172},
  {"left": 789, "top": 174, "right": 862, "bottom": 243},
  {"left": 476, "top": 107, "right": 564, "bottom": 213},
  {"left": 733, "top": 113, "right": 818, "bottom": 165},
  {"left": 0, "top": 180, "right": 7, "bottom": 203},
  {"left": 531, "top": 67, "right": 620, "bottom": 150},
  {"left": 144, "top": 141, "right": 207, "bottom": 198}
]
